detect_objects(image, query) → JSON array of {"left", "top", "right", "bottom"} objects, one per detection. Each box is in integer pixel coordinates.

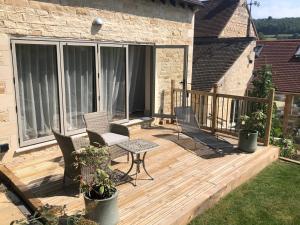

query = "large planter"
[
  {"left": 238, "top": 130, "right": 258, "bottom": 153},
  {"left": 84, "top": 190, "right": 119, "bottom": 225}
]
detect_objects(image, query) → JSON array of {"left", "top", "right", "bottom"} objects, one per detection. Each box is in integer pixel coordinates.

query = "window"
[
  {"left": 254, "top": 45, "right": 263, "bottom": 58},
  {"left": 13, "top": 42, "right": 100, "bottom": 145},
  {"left": 62, "top": 45, "right": 97, "bottom": 132},
  {"left": 294, "top": 46, "right": 300, "bottom": 58},
  {"left": 12, "top": 40, "right": 158, "bottom": 147},
  {"left": 14, "top": 43, "right": 61, "bottom": 144},
  {"left": 100, "top": 47, "right": 127, "bottom": 121},
  {"left": 12, "top": 41, "right": 131, "bottom": 146}
]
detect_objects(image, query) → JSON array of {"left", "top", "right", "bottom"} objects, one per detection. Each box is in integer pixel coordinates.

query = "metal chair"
[{"left": 174, "top": 107, "right": 232, "bottom": 153}]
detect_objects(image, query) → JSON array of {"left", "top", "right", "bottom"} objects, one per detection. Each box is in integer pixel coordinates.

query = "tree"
[
  {"left": 258, "top": 32, "right": 265, "bottom": 40},
  {"left": 292, "top": 33, "right": 300, "bottom": 39},
  {"left": 250, "top": 65, "right": 274, "bottom": 99},
  {"left": 254, "top": 17, "right": 300, "bottom": 36},
  {"left": 250, "top": 65, "right": 283, "bottom": 138}
]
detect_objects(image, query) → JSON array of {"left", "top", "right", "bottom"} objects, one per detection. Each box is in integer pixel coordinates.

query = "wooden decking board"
[
  {"left": 165, "top": 149, "right": 278, "bottom": 225},
  {"left": 119, "top": 169, "right": 192, "bottom": 212},
  {"left": 3, "top": 125, "right": 279, "bottom": 225},
  {"left": 138, "top": 182, "right": 214, "bottom": 225},
  {"left": 120, "top": 169, "right": 205, "bottom": 217}
]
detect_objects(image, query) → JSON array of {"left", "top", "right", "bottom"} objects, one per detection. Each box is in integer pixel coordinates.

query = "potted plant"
[
  {"left": 238, "top": 111, "right": 266, "bottom": 153},
  {"left": 11, "top": 204, "right": 97, "bottom": 225},
  {"left": 75, "top": 145, "right": 119, "bottom": 225}
]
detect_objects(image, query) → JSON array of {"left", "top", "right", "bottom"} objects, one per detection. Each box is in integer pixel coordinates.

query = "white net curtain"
[
  {"left": 63, "top": 45, "right": 97, "bottom": 131},
  {"left": 100, "top": 47, "right": 126, "bottom": 121},
  {"left": 16, "top": 44, "right": 60, "bottom": 141},
  {"left": 16, "top": 44, "right": 148, "bottom": 142}
]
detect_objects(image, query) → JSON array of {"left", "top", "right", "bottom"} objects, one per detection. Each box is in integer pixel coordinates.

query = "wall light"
[{"left": 93, "top": 17, "right": 104, "bottom": 26}]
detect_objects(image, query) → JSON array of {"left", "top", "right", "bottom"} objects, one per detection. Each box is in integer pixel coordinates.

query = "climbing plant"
[{"left": 250, "top": 65, "right": 296, "bottom": 157}]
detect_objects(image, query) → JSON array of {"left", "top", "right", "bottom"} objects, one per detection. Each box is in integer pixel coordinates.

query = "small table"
[{"left": 117, "top": 139, "right": 159, "bottom": 185}]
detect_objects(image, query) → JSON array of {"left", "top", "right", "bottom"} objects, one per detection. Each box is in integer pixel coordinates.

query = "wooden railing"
[{"left": 171, "top": 81, "right": 275, "bottom": 146}]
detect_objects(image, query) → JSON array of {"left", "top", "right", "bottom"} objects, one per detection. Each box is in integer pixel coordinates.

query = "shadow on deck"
[{"left": 2, "top": 125, "right": 279, "bottom": 225}]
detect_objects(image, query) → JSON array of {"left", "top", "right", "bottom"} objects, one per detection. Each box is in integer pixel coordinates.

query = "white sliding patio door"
[
  {"left": 13, "top": 42, "right": 62, "bottom": 145},
  {"left": 13, "top": 40, "right": 153, "bottom": 147},
  {"left": 61, "top": 43, "right": 98, "bottom": 134},
  {"left": 99, "top": 46, "right": 128, "bottom": 121}
]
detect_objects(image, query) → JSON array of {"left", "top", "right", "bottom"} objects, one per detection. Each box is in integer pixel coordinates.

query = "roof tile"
[
  {"left": 192, "top": 37, "right": 254, "bottom": 91},
  {"left": 254, "top": 40, "right": 300, "bottom": 94}
]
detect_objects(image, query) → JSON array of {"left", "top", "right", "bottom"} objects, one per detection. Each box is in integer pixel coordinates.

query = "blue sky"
[{"left": 250, "top": 0, "right": 300, "bottom": 19}]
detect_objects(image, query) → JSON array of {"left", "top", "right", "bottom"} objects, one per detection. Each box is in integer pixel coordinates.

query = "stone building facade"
[
  {"left": 0, "top": 0, "right": 199, "bottom": 162},
  {"left": 191, "top": 0, "right": 257, "bottom": 130},
  {"left": 220, "top": 1, "right": 256, "bottom": 38},
  {"left": 193, "top": 0, "right": 257, "bottom": 95}
]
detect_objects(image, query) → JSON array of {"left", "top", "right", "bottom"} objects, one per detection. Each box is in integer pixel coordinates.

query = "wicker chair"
[
  {"left": 83, "top": 112, "right": 130, "bottom": 160},
  {"left": 52, "top": 130, "right": 90, "bottom": 186}
]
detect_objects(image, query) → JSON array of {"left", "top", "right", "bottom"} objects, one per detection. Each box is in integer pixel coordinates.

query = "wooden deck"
[
  {"left": 0, "top": 183, "right": 26, "bottom": 223},
  {"left": 2, "top": 125, "right": 279, "bottom": 225}
]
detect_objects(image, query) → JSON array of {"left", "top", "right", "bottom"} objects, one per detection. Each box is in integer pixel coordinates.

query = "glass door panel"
[
  {"left": 15, "top": 44, "right": 60, "bottom": 143},
  {"left": 100, "top": 46, "right": 127, "bottom": 121},
  {"left": 62, "top": 45, "right": 97, "bottom": 132}
]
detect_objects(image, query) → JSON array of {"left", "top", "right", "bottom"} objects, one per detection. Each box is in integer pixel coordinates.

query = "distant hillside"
[{"left": 254, "top": 17, "right": 300, "bottom": 37}]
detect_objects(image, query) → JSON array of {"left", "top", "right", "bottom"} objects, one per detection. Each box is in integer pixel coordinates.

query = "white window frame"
[
  {"left": 59, "top": 42, "right": 99, "bottom": 136},
  {"left": 12, "top": 39, "right": 133, "bottom": 147},
  {"left": 11, "top": 40, "right": 64, "bottom": 147},
  {"left": 98, "top": 44, "right": 129, "bottom": 123},
  {"left": 295, "top": 46, "right": 300, "bottom": 58}
]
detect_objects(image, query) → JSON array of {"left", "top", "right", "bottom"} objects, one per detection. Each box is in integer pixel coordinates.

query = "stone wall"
[
  {"left": 218, "top": 41, "right": 256, "bottom": 96},
  {"left": 220, "top": 0, "right": 256, "bottom": 38},
  {"left": 0, "top": 0, "right": 194, "bottom": 44},
  {"left": 0, "top": 0, "right": 195, "bottom": 162},
  {"left": 155, "top": 47, "right": 185, "bottom": 115},
  {"left": 0, "top": 34, "right": 18, "bottom": 162}
]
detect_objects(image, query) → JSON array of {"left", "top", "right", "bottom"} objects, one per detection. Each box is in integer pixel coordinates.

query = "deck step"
[
  {"left": 121, "top": 117, "right": 154, "bottom": 134},
  {"left": 172, "top": 146, "right": 279, "bottom": 225}
]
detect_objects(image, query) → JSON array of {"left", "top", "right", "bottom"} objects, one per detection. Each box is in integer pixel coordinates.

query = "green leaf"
[{"left": 99, "top": 186, "right": 104, "bottom": 195}]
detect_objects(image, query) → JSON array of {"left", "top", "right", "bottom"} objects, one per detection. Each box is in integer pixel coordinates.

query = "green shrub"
[
  {"left": 240, "top": 111, "right": 267, "bottom": 138},
  {"left": 273, "top": 138, "right": 297, "bottom": 158},
  {"left": 10, "top": 204, "right": 97, "bottom": 225}
]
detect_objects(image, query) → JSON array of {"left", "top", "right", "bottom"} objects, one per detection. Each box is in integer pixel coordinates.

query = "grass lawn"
[{"left": 189, "top": 161, "right": 300, "bottom": 225}]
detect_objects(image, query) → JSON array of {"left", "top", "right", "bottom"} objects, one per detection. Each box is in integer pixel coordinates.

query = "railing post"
[
  {"left": 171, "top": 79, "right": 175, "bottom": 118},
  {"left": 212, "top": 84, "right": 218, "bottom": 134},
  {"left": 283, "top": 94, "right": 293, "bottom": 135},
  {"left": 264, "top": 88, "right": 275, "bottom": 146}
]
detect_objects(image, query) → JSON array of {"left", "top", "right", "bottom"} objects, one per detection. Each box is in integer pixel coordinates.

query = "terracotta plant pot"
[
  {"left": 238, "top": 130, "right": 258, "bottom": 153},
  {"left": 84, "top": 190, "right": 119, "bottom": 225}
]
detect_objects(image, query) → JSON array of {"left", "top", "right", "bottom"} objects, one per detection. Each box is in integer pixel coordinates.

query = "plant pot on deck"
[
  {"left": 84, "top": 190, "right": 119, "bottom": 225},
  {"left": 238, "top": 130, "right": 258, "bottom": 153}
]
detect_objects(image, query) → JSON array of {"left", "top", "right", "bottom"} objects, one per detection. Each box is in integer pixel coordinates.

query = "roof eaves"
[
  {"left": 151, "top": 0, "right": 207, "bottom": 8},
  {"left": 194, "top": 37, "right": 256, "bottom": 45},
  {"left": 182, "top": 0, "right": 207, "bottom": 6}
]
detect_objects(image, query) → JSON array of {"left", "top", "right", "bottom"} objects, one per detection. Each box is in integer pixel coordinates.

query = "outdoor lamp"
[{"left": 93, "top": 17, "right": 104, "bottom": 26}]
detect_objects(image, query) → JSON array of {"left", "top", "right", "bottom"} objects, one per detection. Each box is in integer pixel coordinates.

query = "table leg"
[
  {"left": 142, "top": 152, "right": 154, "bottom": 180},
  {"left": 122, "top": 152, "right": 134, "bottom": 179},
  {"left": 122, "top": 151, "right": 154, "bottom": 186},
  {"left": 134, "top": 153, "right": 142, "bottom": 186}
]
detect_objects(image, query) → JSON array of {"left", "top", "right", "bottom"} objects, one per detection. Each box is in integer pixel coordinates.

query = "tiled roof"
[
  {"left": 254, "top": 40, "right": 300, "bottom": 94},
  {"left": 194, "top": 0, "right": 239, "bottom": 37},
  {"left": 192, "top": 37, "right": 254, "bottom": 91}
]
